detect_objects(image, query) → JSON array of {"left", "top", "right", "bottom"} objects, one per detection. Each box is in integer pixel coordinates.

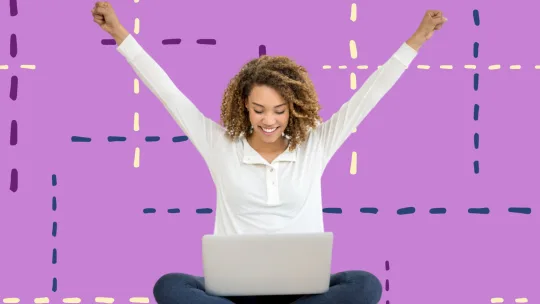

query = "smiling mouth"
[{"left": 260, "top": 126, "right": 278, "bottom": 135}]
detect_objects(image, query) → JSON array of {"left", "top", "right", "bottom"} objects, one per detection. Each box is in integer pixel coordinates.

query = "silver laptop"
[{"left": 202, "top": 232, "right": 333, "bottom": 296}]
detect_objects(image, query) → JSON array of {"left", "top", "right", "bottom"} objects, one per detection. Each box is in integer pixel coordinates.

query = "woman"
[{"left": 91, "top": 2, "right": 446, "bottom": 303}]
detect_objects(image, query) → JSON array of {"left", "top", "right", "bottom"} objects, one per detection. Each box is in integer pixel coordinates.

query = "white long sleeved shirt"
[{"left": 117, "top": 34, "right": 417, "bottom": 235}]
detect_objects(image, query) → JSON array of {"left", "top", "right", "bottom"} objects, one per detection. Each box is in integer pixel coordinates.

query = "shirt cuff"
[
  {"left": 116, "top": 34, "right": 143, "bottom": 62},
  {"left": 392, "top": 42, "right": 417, "bottom": 67}
]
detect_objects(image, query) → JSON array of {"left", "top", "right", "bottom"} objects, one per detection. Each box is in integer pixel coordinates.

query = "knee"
[
  {"left": 153, "top": 273, "right": 198, "bottom": 302},
  {"left": 341, "top": 271, "right": 383, "bottom": 303}
]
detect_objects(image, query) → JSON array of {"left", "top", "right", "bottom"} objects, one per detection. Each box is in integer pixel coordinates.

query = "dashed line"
[
  {"left": 259, "top": 45, "right": 267, "bottom": 57},
  {"left": 141, "top": 207, "right": 531, "bottom": 215},
  {"left": 196, "top": 39, "right": 217, "bottom": 45},
  {"left": 322, "top": 208, "right": 342, "bottom": 214},
  {"left": 473, "top": 18, "right": 480, "bottom": 177},
  {"left": 397, "top": 207, "right": 415, "bottom": 215},
  {"left": 360, "top": 208, "right": 378, "bottom": 214},
  {"left": 133, "top": 147, "right": 141, "bottom": 168},
  {"left": 95, "top": 298, "right": 115, "bottom": 304},
  {"left": 320, "top": 64, "right": 540, "bottom": 70},
  {"left": 9, "top": 168, "right": 18, "bottom": 192},
  {"left": 52, "top": 248, "right": 57, "bottom": 264},
  {"left": 350, "top": 72, "right": 357, "bottom": 90},
  {"left": 34, "top": 298, "right": 49, "bottom": 304},
  {"left": 143, "top": 208, "right": 156, "bottom": 214},
  {"left": 0, "top": 65, "right": 36, "bottom": 70},
  {"left": 349, "top": 151, "right": 357, "bottom": 175},
  {"left": 508, "top": 207, "right": 531, "bottom": 214},
  {"left": 429, "top": 208, "right": 447, "bottom": 214},
  {"left": 172, "top": 135, "right": 189, "bottom": 142},
  {"left": 385, "top": 260, "right": 390, "bottom": 304},
  {"left": 9, "top": 0, "right": 18, "bottom": 16},
  {"left": 10, "top": 34, "right": 17, "bottom": 57},
  {"left": 491, "top": 298, "right": 504, "bottom": 303},
  {"left": 62, "top": 298, "right": 81, "bottom": 304},
  {"left": 134, "top": 112, "right": 140, "bottom": 131},
  {"left": 108, "top": 136, "right": 126, "bottom": 142},
  {"left": 162, "top": 38, "right": 181, "bottom": 45},
  {"left": 10, "top": 120, "right": 17, "bottom": 145},
  {"left": 2, "top": 298, "right": 20, "bottom": 304},
  {"left": 468, "top": 207, "right": 489, "bottom": 214},
  {"left": 71, "top": 136, "right": 190, "bottom": 143},
  {"left": 52, "top": 174, "right": 58, "bottom": 292},
  {"left": 129, "top": 298, "right": 150, "bottom": 303},
  {"left": 134, "top": 79, "right": 140, "bottom": 94},
  {"left": 10, "top": 76, "right": 18, "bottom": 100},
  {"left": 133, "top": 18, "right": 140, "bottom": 34},
  {"left": 20, "top": 64, "right": 36, "bottom": 70},
  {"left": 350, "top": 3, "right": 357, "bottom": 22},
  {"left": 71, "top": 136, "right": 91, "bottom": 142},
  {"left": 473, "top": 9, "right": 480, "bottom": 26},
  {"left": 101, "top": 39, "right": 116, "bottom": 45},
  {"left": 196, "top": 208, "right": 213, "bottom": 214},
  {"left": 515, "top": 298, "right": 529, "bottom": 303},
  {"left": 349, "top": 40, "right": 357, "bottom": 59}
]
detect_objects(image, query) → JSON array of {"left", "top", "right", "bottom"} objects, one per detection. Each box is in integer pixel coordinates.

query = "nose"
[{"left": 262, "top": 114, "right": 277, "bottom": 126}]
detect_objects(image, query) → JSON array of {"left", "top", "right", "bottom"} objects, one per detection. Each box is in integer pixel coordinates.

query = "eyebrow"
[{"left": 252, "top": 102, "right": 287, "bottom": 108}]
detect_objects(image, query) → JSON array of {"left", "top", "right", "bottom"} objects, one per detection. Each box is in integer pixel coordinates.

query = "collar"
[{"left": 241, "top": 136, "right": 297, "bottom": 165}]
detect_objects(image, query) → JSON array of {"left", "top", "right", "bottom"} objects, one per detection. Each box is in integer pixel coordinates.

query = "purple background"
[{"left": 1, "top": 0, "right": 539, "bottom": 303}]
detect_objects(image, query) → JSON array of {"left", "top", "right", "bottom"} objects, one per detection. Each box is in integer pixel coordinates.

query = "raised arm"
[
  {"left": 312, "top": 10, "right": 447, "bottom": 165},
  {"left": 92, "top": 2, "right": 224, "bottom": 160}
]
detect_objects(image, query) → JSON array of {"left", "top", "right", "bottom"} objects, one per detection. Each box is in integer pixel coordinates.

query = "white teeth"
[{"left": 262, "top": 127, "right": 277, "bottom": 133}]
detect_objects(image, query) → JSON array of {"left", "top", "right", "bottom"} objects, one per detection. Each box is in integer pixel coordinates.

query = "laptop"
[{"left": 202, "top": 232, "right": 333, "bottom": 296}]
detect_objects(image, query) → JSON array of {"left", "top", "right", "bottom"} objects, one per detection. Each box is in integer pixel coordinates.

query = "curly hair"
[{"left": 220, "top": 55, "right": 322, "bottom": 151}]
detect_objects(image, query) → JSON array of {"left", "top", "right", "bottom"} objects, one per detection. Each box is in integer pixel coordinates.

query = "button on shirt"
[{"left": 117, "top": 34, "right": 417, "bottom": 236}]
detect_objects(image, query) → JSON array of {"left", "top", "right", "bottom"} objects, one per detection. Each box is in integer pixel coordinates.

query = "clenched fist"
[
  {"left": 91, "top": 2, "right": 129, "bottom": 45},
  {"left": 407, "top": 10, "right": 447, "bottom": 51}
]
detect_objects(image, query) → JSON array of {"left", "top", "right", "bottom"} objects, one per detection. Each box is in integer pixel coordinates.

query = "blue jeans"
[{"left": 153, "top": 271, "right": 382, "bottom": 304}]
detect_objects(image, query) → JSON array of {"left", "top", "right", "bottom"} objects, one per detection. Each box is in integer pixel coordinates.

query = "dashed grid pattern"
[{"left": 1, "top": 0, "right": 538, "bottom": 303}]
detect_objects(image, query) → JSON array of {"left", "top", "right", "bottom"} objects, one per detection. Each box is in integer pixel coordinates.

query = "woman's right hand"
[{"left": 91, "top": 1, "right": 129, "bottom": 45}]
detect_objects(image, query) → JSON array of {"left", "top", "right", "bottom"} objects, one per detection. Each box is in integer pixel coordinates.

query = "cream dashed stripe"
[
  {"left": 134, "top": 18, "right": 140, "bottom": 34},
  {"left": 350, "top": 3, "right": 357, "bottom": 22},
  {"left": 95, "top": 297, "right": 115, "bottom": 303},
  {"left": 129, "top": 298, "right": 150, "bottom": 303},
  {"left": 350, "top": 151, "right": 357, "bottom": 175}
]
